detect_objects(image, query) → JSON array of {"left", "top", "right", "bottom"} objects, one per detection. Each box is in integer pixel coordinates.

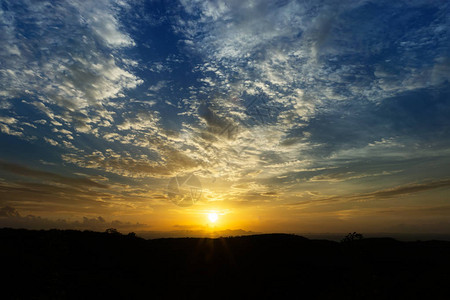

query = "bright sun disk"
[{"left": 208, "top": 212, "right": 218, "bottom": 223}]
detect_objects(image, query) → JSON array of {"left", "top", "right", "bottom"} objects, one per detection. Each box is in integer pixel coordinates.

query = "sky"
[{"left": 0, "top": 0, "right": 449, "bottom": 236}]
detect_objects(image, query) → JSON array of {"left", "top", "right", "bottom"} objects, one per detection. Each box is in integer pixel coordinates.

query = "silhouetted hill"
[{"left": 1, "top": 228, "right": 450, "bottom": 299}]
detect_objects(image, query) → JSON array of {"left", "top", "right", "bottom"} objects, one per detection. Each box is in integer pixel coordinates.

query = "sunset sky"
[{"left": 1, "top": 0, "right": 449, "bottom": 235}]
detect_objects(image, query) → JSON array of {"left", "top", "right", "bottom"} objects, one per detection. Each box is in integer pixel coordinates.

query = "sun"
[{"left": 208, "top": 212, "right": 219, "bottom": 223}]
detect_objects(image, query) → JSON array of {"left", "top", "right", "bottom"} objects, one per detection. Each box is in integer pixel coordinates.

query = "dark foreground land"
[{"left": 1, "top": 228, "right": 450, "bottom": 299}]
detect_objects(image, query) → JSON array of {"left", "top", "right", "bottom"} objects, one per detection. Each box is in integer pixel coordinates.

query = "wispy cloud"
[
  {"left": 292, "top": 179, "right": 450, "bottom": 206},
  {"left": 0, "top": 161, "right": 108, "bottom": 188},
  {"left": 368, "top": 179, "right": 450, "bottom": 199}
]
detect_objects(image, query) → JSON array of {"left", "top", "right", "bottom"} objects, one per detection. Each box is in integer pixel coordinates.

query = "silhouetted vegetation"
[
  {"left": 341, "top": 231, "right": 364, "bottom": 243},
  {"left": 105, "top": 227, "right": 121, "bottom": 235},
  {"left": 1, "top": 228, "right": 449, "bottom": 299}
]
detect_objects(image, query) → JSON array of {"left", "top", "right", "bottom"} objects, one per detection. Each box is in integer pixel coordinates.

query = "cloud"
[
  {"left": 62, "top": 146, "right": 200, "bottom": 178},
  {"left": 177, "top": 0, "right": 449, "bottom": 121},
  {"left": 0, "top": 206, "right": 145, "bottom": 232},
  {"left": 164, "top": 0, "right": 449, "bottom": 189},
  {"left": 368, "top": 179, "right": 450, "bottom": 199},
  {"left": 0, "top": 0, "right": 142, "bottom": 124},
  {"left": 0, "top": 161, "right": 108, "bottom": 188},
  {"left": 0, "top": 117, "right": 17, "bottom": 125},
  {"left": 116, "top": 111, "right": 160, "bottom": 131},
  {"left": 43, "top": 137, "right": 58, "bottom": 146},
  {"left": 292, "top": 178, "right": 450, "bottom": 206},
  {"left": 70, "top": 0, "right": 135, "bottom": 47},
  {"left": 0, "top": 173, "right": 156, "bottom": 220},
  {"left": 0, "top": 116, "right": 23, "bottom": 136},
  {"left": 0, "top": 123, "right": 23, "bottom": 137},
  {"left": 0, "top": 0, "right": 449, "bottom": 226},
  {"left": 198, "top": 103, "right": 239, "bottom": 140},
  {"left": 147, "top": 80, "right": 170, "bottom": 93},
  {"left": 309, "top": 171, "right": 395, "bottom": 182},
  {"left": 0, "top": 206, "right": 20, "bottom": 217}
]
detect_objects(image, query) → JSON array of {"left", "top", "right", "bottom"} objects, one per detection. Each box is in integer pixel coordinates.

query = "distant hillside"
[{"left": 1, "top": 228, "right": 450, "bottom": 299}]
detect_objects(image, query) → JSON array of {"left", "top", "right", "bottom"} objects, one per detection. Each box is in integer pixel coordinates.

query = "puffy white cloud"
[
  {"left": 116, "top": 111, "right": 160, "bottom": 131},
  {"left": 0, "top": 116, "right": 23, "bottom": 136},
  {"left": 0, "top": 123, "right": 23, "bottom": 136},
  {"left": 43, "top": 137, "right": 58, "bottom": 146},
  {"left": 0, "top": 116, "right": 17, "bottom": 124},
  {"left": 0, "top": 0, "right": 142, "bottom": 117}
]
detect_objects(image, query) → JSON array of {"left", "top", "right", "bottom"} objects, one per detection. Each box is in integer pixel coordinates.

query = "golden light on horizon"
[{"left": 208, "top": 212, "right": 219, "bottom": 223}]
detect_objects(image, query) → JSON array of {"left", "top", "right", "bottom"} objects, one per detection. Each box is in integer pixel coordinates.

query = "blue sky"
[{"left": 0, "top": 0, "right": 449, "bottom": 234}]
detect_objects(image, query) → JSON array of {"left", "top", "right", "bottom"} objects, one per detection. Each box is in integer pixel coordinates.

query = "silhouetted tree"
[
  {"left": 105, "top": 228, "right": 121, "bottom": 235},
  {"left": 341, "top": 232, "right": 363, "bottom": 243}
]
